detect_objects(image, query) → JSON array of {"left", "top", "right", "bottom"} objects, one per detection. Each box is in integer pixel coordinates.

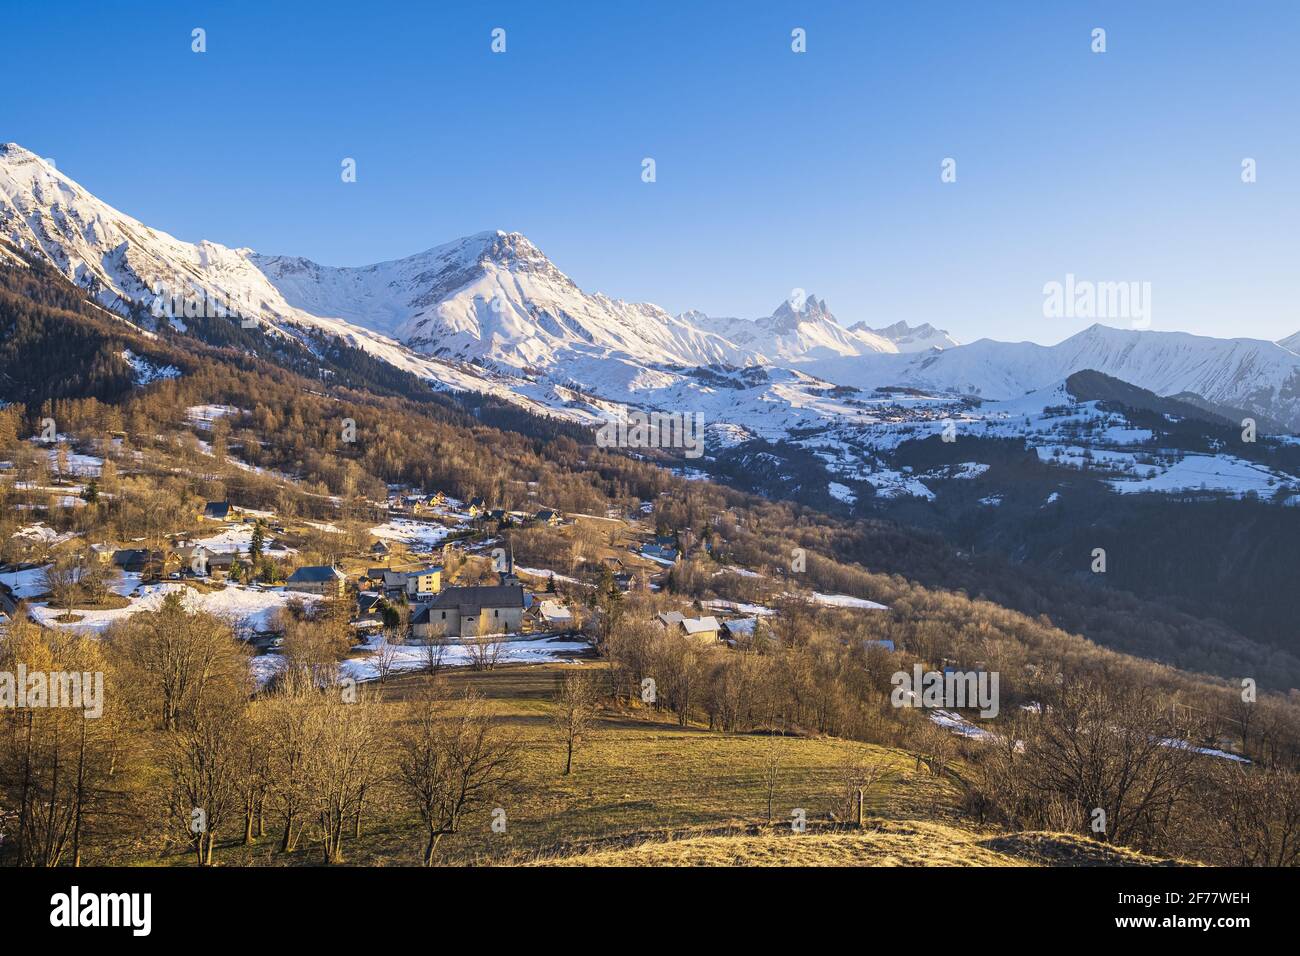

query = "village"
[{"left": 0, "top": 427, "right": 890, "bottom": 690}]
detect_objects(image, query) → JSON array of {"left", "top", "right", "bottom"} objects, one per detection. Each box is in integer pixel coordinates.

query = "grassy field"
[
  {"left": 148, "top": 661, "right": 967, "bottom": 866},
  {"left": 141, "top": 662, "right": 1188, "bottom": 867}
]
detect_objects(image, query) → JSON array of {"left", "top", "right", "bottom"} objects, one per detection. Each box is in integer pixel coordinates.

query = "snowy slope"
[
  {"left": 687, "top": 295, "right": 912, "bottom": 361},
  {"left": 852, "top": 320, "right": 959, "bottom": 352},
  {"left": 255, "top": 231, "right": 750, "bottom": 370}
]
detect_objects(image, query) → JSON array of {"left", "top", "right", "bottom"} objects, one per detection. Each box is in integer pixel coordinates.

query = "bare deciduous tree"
[
  {"left": 552, "top": 670, "right": 601, "bottom": 776},
  {"left": 393, "top": 689, "right": 519, "bottom": 865}
]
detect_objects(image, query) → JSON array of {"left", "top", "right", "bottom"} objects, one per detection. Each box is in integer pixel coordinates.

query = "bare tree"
[
  {"left": 161, "top": 701, "right": 247, "bottom": 865},
  {"left": 421, "top": 635, "right": 448, "bottom": 675},
  {"left": 393, "top": 689, "right": 519, "bottom": 865},
  {"left": 839, "top": 754, "right": 893, "bottom": 828},
  {"left": 467, "top": 634, "right": 504, "bottom": 672},
  {"left": 552, "top": 671, "right": 601, "bottom": 775},
  {"left": 762, "top": 725, "right": 787, "bottom": 825},
  {"left": 1207, "top": 763, "right": 1300, "bottom": 866},
  {"left": 371, "top": 629, "right": 401, "bottom": 684},
  {"left": 41, "top": 552, "right": 81, "bottom": 621}
]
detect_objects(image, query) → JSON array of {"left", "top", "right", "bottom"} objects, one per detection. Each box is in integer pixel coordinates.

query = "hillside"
[{"left": 537, "top": 822, "right": 1190, "bottom": 867}]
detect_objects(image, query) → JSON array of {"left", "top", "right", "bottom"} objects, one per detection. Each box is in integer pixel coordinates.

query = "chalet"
[
  {"left": 411, "top": 584, "right": 526, "bottom": 639},
  {"left": 206, "top": 552, "right": 241, "bottom": 573},
  {"left": 656, "top": 611, "right": 721, "bottom": 644},
  {"left": 285, "top": 565, "right": 347, "bottom": 599},
  {"left": 534, "top": 508, "right": 562, "bottom": 526},
  {"left": 356, "top": 592, "right": 384, "bottom": 626},
  {"left": 466, "top": 496, "right": 487, "bottom": 516},
  {"left": 531, "top": 599, "right": 573, "bottom": 628},
  {"left": 369, "top": 540, "right": 390, "bottom": 557},
  {"left": 203, "top": 501, "right": 231, "bottom": 520},
  {"left": 89, "top": 543, "right": 115, "bottom": 565},
  {"left": 641, "top": 542, "right": 679, "bottom": 564},
  {"left": 175, "top": 544, "right": 210, "bottom": 576},
  {"left": 111, "top": 549, "right": 166, "bottom": 575},
  {"left": 380, "top": 570, "right": 408, "bottom": 594}
]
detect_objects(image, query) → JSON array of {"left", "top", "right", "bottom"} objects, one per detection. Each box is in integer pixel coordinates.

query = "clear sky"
[{"left": 7, "top": 1, "right": 1298, "bottom": 344}]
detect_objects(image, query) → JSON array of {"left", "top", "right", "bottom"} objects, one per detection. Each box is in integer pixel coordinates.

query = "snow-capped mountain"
[
  {"left": 4, "top": 140, "right": 1300, "bottom": 436},
  {"left": 686, "top": 296, "right": 904, "bottom": 361},
  {"left": 852, "top": 320, "right": 959, "bottom": 352},
  {"left": 254, "top": 231, "right": 750, "bottom": 371}
]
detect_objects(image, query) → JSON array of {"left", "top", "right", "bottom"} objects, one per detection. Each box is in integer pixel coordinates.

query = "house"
[
  {"left": 112, "top": 549, "right": 165, "bottom": 575},
  {"left": 206, "top": 552, "right": 241, "bottom": 573},
  {"left": 175, "top": 544, "right": 210, "bottom": 576},
  {"left": 369, "top": 541, "right": 390, "bottom": 557},
  {"left": 381, "top": 570, "right": 408, "bottom": 594},
  {"left": 534, "top": 508, "right": 562, "bottom": 526},
  {"left": 641, "top": 543, "right": 680, "bottom": 564},
  {"left": 404, "top": 565, "right": 442, "bottom": 597},
  {"left": 356, "top": 591, "right": 385, "bottom": 626},
  {"left": 89, "top": 543, "right": 115, "bottom": 565},
  {"left": 285, "top": 565, "right": 347, "bottom": 598},
  {"left": 466, "top": 496, "right": 487, "bottom": 516},
  {"left": 531, "top": 599, "right": 573, "bottom": 628},
  {"left": 656, "top": 611, "right": 721, "bottom": 644},
  {"left": 203, "top": 501, "right": 231, "bottom": 520},
  {"left": 411, "top": 585, "right": 526, "bottom": 639},
  {"left": 425, "top": 492, "right": 446, "bottom": 507}
]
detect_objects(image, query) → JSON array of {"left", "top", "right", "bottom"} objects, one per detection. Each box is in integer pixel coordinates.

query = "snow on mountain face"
[
  {"left": 901, "top": 325, "right": 1300, "bottom": 429},
  {"left": 255, "top": 231, "right": 750, "bottom": 371},
  {"left": 851, "top": 320, "right": 959, "bottom": 352},
  {"left": 687, "top": 295, "right": 915, "bottom": 361}
]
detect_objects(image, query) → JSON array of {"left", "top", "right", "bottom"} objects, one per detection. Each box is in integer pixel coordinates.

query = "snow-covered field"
[
  {"left": 808, "top": 592, "right": 889, "bottom": 610},
  {"left": 247, "top": 633, "right": 591, "bottom": 685},
  {"left": 190, "top": 524, "right": 291, "bottom": 554},
  {"left": 31, "top": 581, "right": 318, "bottom": 634},
  {"left": 368, "top": 519, "right": 453, "bottom": 550},
  {"left": 1108, "top": 454, "right": 1284, "bottom": 497}
]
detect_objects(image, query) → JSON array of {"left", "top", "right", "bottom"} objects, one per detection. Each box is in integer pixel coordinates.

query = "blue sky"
[{"left": 7, "top": 1, "right": 1298, "bottom": 344}]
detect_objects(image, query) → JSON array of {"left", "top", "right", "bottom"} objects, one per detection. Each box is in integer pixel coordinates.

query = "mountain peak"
[
  {"left": 766, "top": 293, "right": 835, "bottom": 331},
  {"left": 0, "top": 142, "right": 39, "bottom": 160},
  {"left": 849, "top": 319, "right": 959, "bottom": 352}
]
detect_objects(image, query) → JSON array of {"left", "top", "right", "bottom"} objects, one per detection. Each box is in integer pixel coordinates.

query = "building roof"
[
  {"left": 286, "top": 565, "right": 345, "bottom": 584},
  {"left": 428, "top": 585, "right": 525, "bottom": 611},
  {"left": 536, "top": 600, "right": 572, "bottom": 622},
  {"left": 657, "top": 611, "right": 718, "bottom": 635},
  {"left": 203, "top": 501, "right": 231, "bottom": 519}
]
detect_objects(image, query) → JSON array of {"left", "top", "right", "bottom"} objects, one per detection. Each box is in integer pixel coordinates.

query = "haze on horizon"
[{"left": 7, "top": 0, "right": 1298, "bottom": 346}]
